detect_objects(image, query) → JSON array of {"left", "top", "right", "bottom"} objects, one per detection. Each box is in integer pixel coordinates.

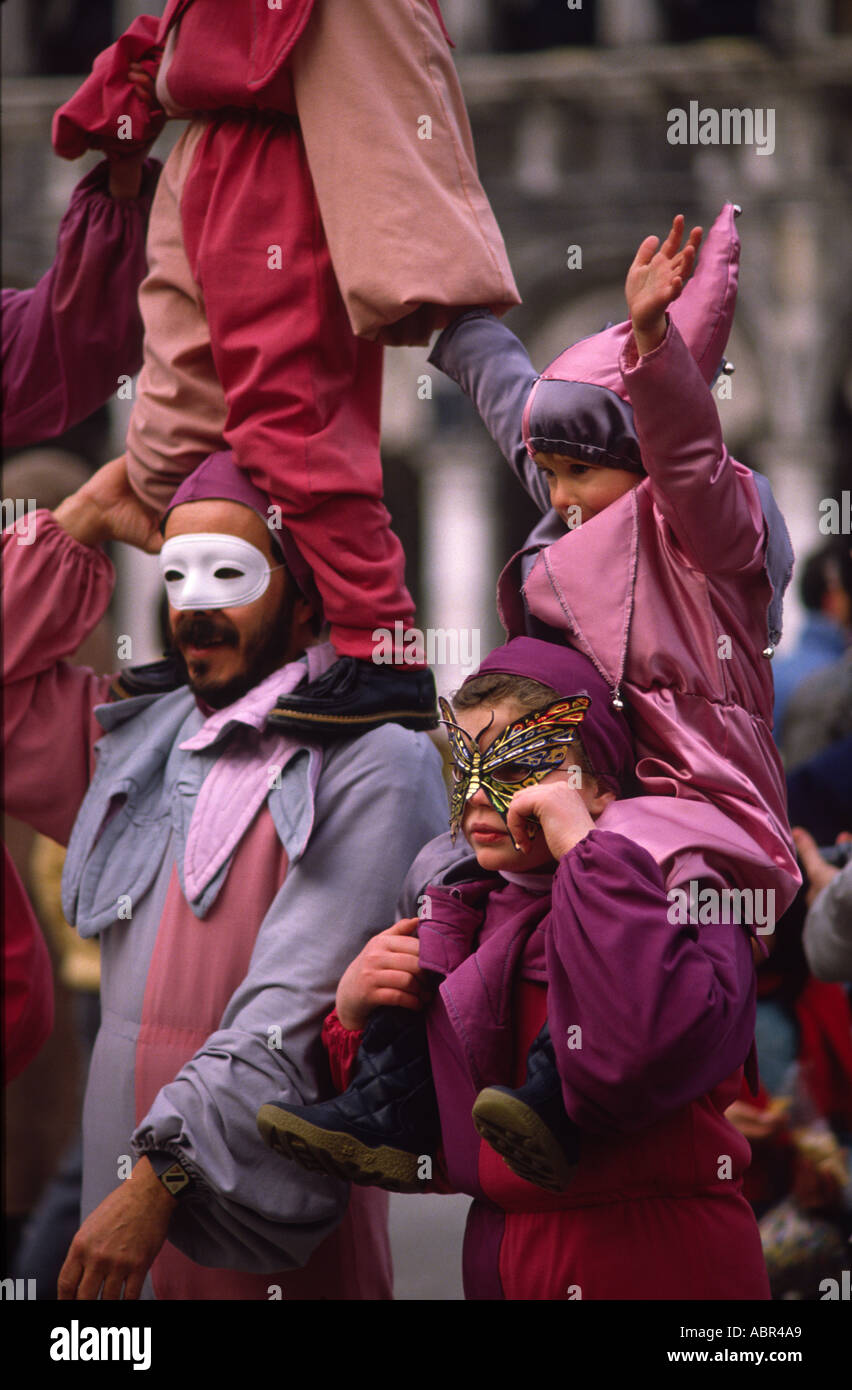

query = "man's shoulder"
[
  {"left": 320, "top": 721, "right": 443, "bottom": 772},
  {"left": 108, "top": 655, "right": 186, "bottom": 703}
]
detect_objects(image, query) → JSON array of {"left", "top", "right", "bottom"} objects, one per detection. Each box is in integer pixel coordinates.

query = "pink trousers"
[{"left": 126, "top": 115, "right": 412, "bottom": 658}]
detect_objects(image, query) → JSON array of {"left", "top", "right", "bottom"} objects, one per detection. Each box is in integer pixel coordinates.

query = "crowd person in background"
[
  {"left": 799, "top": 834, "right": 852, "bottom": 987},
  {"left": 773, "top": 541, "right": 852, "bottom": 750},
  {"left": 726, "top": 878, "right": 852, "bottom": 1298},
  {"left": 780, "top": 650, "right": 852, "bottom": 772}
]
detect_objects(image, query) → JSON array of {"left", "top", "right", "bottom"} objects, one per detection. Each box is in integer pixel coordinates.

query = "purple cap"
[
  {"left": 164, "top": 452, "right": 318, "bottom": 605},
  {"left": 463, "top": 637, "right": 635, "bottom": 790}
]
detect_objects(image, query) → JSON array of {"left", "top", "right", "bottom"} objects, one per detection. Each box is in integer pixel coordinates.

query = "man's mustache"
[{"left": 173, "top": 614, "right": 240, "bottom": 649}]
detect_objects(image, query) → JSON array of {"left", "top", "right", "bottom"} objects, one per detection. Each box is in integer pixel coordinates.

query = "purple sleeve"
[
  {"left": 546, "top": 828, "right": 756, "bottom": 1135},
  {"left": 428, "top": 310, "right": 549, "bottom": 513},
  {"left": 1, "top": 158, "right": 160, "bottom": 450}
]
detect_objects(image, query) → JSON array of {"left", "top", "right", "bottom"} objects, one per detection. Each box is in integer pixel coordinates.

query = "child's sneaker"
[
  {"left": 257, "top": 1008, "right": 439, "bottom": 1193},
  {"left": 268, "top": 657, "right": 438, "bottom": 738},
  {"left": 471, "top": 1023, "right": 581, "bottom": 1192}
]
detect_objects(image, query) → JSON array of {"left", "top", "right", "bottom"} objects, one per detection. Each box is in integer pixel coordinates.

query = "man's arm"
[
  {"left": 2, "top": 460, "right": 161, "bottom": 844},
  {"left": 60, "top": 726, "right": 449, "bottom": 1292}
]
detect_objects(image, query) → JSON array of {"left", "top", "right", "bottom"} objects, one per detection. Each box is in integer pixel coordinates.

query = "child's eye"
[
  {"left": 498, "top": 763, "right": 531, "bottom": 783},
  {"left": 213, "top": 567, "right": 245, "bottom": 580},
  {"left": 569, "top": 464, "right": 590, "bottom": 477}
]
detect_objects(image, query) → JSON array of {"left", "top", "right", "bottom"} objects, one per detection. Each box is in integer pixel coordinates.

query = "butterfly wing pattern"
[{"left": 439, "top": 695, "right": 590, "bottom": 839}]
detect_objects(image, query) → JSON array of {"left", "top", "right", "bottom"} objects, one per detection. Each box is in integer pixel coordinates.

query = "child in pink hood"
[{"left": 430, "top": 204, "right": 800, "bottom": 922}]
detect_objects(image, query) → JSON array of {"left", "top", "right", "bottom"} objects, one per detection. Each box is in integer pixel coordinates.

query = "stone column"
[{"left": 419, "top": 445, "right": 502, "bottom": 698}]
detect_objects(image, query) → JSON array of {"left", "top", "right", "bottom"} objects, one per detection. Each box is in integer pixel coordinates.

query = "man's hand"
[
  {"left": 505, "top": 774, "right": 596, "bottom": 860},
  {"left": 335, "top": 917, "right": 425, "bottom": 1031},
  {"left": 53, "top": 455, "right": 163, "bottom": 553},
  {"left": 725, "top": 1099, "right": 787, "bottom": 1143},
  {"left": 57, "top": 1156, "right": 176, "bottom": 1300},
  {"left": 626, "top": 214, "right": 703, "bottom": 356}
]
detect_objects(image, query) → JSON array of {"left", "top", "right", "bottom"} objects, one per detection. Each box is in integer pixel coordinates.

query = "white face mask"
[{"left": 159, "top": 533, "right": 282, "bottom": 610}]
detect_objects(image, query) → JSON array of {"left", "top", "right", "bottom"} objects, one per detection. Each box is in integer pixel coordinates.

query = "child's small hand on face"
[
  {"left": 626, "top": 214, "right": 702, "bottom": 357},
  {"left": 335, "top": 917, "right": 426, "bottom": 1031},
  {"left": 505, "top": 773, "right": 597, "bottom": 861}
]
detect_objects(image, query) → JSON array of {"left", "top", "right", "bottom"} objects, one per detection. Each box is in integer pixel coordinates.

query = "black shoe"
[
  {"left": 471, "top": 1023, "right": 581, "bottom": 1192},
  {"left": 257, "top": 1008, "right": 440, "bottom": 1193},
  {"left": 267, "top": 657, "right": 438, "bottom": 739}
]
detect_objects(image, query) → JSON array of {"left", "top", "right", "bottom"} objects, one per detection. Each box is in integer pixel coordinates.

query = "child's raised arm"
[
  {"left": 625, "top": 214, "right": 702, "bottom": 358},
  {"left": 620, "top": 214, "right": 770, "bottom": 580}
]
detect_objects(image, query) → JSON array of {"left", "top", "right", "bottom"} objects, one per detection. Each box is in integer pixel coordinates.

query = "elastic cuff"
[{"left": 619, "top": 313, "right": 673, "bottom": 376}]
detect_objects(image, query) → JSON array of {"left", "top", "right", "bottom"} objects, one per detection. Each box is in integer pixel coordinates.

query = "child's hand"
[
  {"left": 505, "top": 775, "right": 596, "bottom": 861},
  {"left": 336, "top": 918, "right": 425, "bottom": 1031},
  {"left": 625, "top": 214, "right": 702, "bottom": 357}
]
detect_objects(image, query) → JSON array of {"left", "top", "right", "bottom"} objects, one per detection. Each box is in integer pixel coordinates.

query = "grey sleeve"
[
  {"left": 429, "top": 310, "right": 550, "bottom": 514},
  {"left": 802, "top": 861, "right": 852, "bottom": 983},
  {"left": 132, "top": 727, "right": 449, "bottom": 1271}
]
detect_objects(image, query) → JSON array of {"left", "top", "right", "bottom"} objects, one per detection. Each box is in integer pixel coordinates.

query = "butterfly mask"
[{"left": 439, "top": 695, "right": 590, "bottom": 842}]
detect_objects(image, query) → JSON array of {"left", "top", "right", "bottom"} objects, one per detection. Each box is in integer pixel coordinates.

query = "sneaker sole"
[
  {"left": 257, "top": 1104, "right": 425, "bottom": 1193},
  {"left": 471, "top": 1088, "right": 578, "bottom": 1193}
]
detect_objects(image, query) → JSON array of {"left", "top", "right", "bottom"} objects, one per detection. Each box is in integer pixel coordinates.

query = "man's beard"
[{"left": 169, "top": 593, "right": 298, "bottom": 710}]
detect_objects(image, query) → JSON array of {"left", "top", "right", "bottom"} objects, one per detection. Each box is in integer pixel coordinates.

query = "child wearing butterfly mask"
[{"left": 259, "top": 638, "right": 770, "bottom": 1300}]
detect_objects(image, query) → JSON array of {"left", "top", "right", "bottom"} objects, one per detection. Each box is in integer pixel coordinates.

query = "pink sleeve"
[
  {"left": 620, "top": 319, "right": 765, "bottom": 577},
  {"left": 2, "top": 513, "right": 115, "bottom": 845},
  {"left": 52, "top": 15, "right": 166, "bottom": 160},
  {"left": 321, "top": 1010, "right": 364, "bottom": 1093}
]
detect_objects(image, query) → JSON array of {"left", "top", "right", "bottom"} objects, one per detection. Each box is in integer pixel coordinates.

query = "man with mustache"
[{"left": 2, "top": 451, "right": 448, "bottom": 1299}]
